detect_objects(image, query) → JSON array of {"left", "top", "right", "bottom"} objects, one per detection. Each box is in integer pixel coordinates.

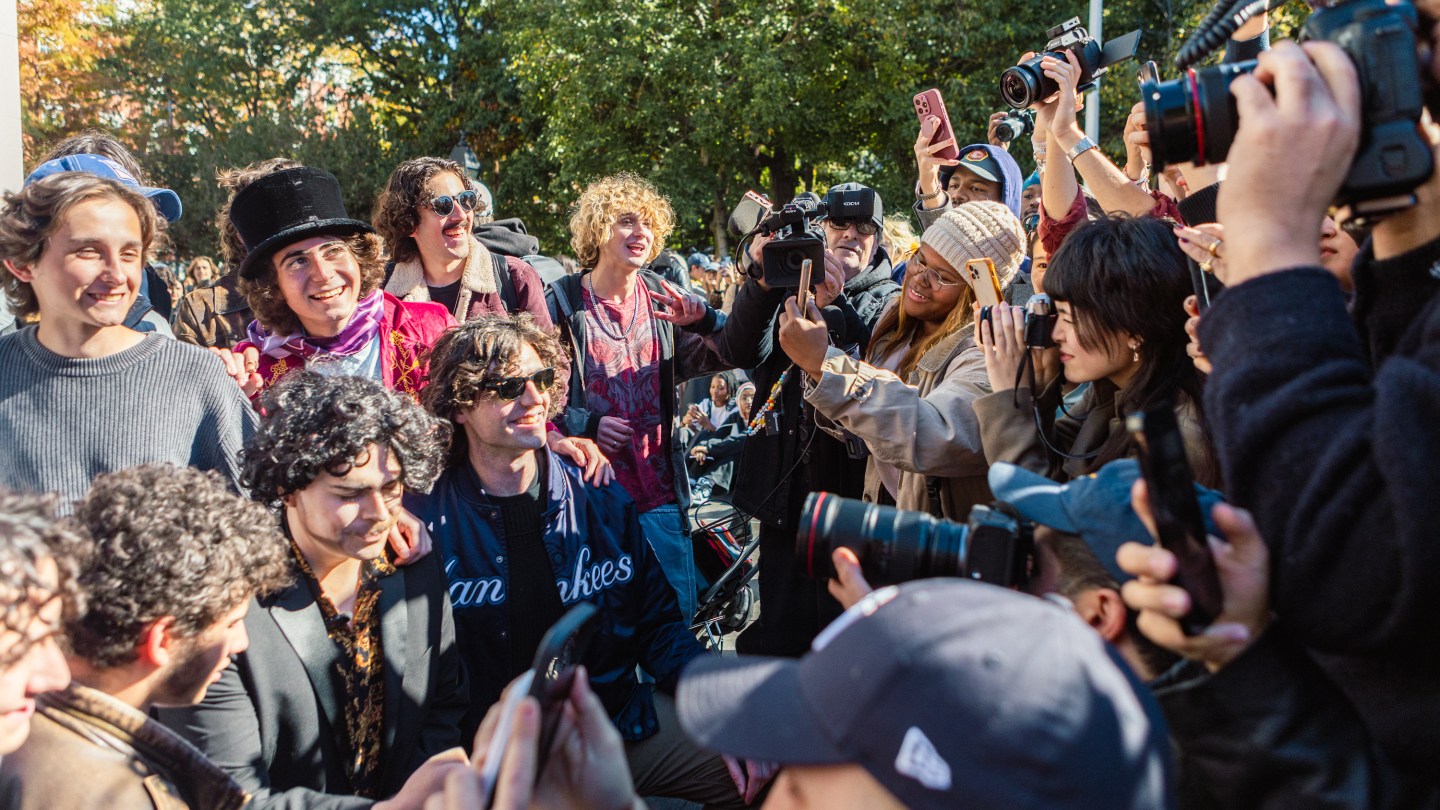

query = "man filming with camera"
[{"left": 717, "top": 182, "right": 900, "bottom": 657}]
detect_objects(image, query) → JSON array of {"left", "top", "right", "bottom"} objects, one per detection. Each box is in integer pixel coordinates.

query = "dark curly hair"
[
  {"left": 237, "top": 231, "right": 387, "bottom": 336},
  {"left": 243, "top": 372, "right": 451, "bottom": 505},
  {"left": 423, "top": 314, "right": 570, "bottom": 465},
  {"left": 0, "top": 173, "right": 161, "bottom": 320},
  {"left": 373, "top": 157, "right": 472, "bottom": 265},
  {"left": 65, "top": 465, "right": 293, "bottom": 669},
  {"left": 0, "top": 489, "right": 87, "bottom": 667}
]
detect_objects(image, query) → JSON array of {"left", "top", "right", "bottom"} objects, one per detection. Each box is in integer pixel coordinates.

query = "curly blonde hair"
[{"left": 568, "top": 173, "right": 674, "bottom": 268}]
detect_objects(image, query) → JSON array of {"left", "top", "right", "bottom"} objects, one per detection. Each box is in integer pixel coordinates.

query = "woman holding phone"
[
  {"left": 975, "top": 214, "right": 1219, "bottom": 485},
  {"left": 777, "top": 201, "right": 1026, "bottom": 521}
]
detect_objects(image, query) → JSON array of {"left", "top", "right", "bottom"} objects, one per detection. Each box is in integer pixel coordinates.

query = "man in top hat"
[{"left": 220, "top": 166, "right": 456, "bottom": 400}]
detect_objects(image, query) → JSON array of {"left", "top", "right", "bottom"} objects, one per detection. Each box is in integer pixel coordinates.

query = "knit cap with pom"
[{"left": 920, "top": 201, "right": 1026, "bottom": 289}]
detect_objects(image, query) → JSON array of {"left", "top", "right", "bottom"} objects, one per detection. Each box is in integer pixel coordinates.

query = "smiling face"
[
  {"left": 411, "top": 170, "right": 473, "bottom": 271},
  {"left": 0, "top": 557, "right": 70, "bottom": 754},
  {"left": 271, "top": 236, "right": 363, "bottom": 338},
  {"left": 284, "top": 443, "right": 404, "bottom": 571},
  {"left": 10, "top": 197, "right": 144, "bottom": 340},
  {"left": 455, "top": 341, "right": 551, "bottom": 462},
  {"left": 902, "top": 244, "right": 968, "bottom": 325},
  {"left": 945, "top": 165, "right": 1002, "bottom": 207},
  {"left": 596, "top": 212, "right": 654, "bottom": 275},
  {"left": 152, "top": 599, "right": 250, "bottom": 708},
  {"left": 1052, "top": 300, "right": 1136, "bottom": 387},
  {"left": 709, "top": 374, "right": 731, "bottom": 406}
]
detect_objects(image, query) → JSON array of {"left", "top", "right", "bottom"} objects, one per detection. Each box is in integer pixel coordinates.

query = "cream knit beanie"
[{"left": 920, "top": 201, "right": 1026, "bottom": 289}]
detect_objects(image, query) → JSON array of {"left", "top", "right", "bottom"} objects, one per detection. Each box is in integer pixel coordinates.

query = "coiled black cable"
[{"left": 1175, "top": 0, "right": 1291, "bottom": 70}]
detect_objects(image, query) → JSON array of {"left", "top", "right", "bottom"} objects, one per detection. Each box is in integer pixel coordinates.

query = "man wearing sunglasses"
[
  {"left": 376, "top": 157, "right": 552, "bottom": 329},
  {"left": 715, "top": 182, "right": 902, "bottom": 657},
  {"left": 408, "top": 315, "right": 746, "bottom": 808}
]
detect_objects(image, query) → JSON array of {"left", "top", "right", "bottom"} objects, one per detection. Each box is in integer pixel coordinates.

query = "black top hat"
[{"left": 231, "top": 167, "right": 374, "bottom": 280}]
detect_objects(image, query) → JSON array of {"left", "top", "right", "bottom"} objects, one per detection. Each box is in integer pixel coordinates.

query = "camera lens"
[
  {"left": 1000, "top": 60, "right": 1049, "bottom": 110},
  {"left": 1141, "top": 60, "right": 1252, "bottom": 172},
  {"left": 994, "top": 117, "right": 1024, "bottom": 143},
  {"left": 796, "top": 492, "right": 964, "bottom": 585}
]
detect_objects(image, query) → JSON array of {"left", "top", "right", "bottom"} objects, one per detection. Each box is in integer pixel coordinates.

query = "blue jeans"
[{"left": 638, "top": 504, "right": 697, "bottom": 623}]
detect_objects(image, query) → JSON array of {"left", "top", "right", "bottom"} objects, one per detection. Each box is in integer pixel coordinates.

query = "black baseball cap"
[{"left": 678, "top": 580, "right": 1173, "bottom": 809}]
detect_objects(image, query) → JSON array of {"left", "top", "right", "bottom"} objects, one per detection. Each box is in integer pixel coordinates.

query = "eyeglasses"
[
  {"left": 425, "top": 190, "right": 481, "bottom": 217},
  {"left": 823, "top": 218, "right": 880, "bottom": 236},
  {"left": 907, "top": 251, "right": 965, "bottom": 288},
  {"left": 479, "top": 367, "right": 556, "bottom": 401}
]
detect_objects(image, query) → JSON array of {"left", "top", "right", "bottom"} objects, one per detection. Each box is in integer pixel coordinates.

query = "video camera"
[
  {"left": 1142, "top": 0, "right": 1434, "bottom": 219},
  {"left": 797, "top": 492, "right": 1034, "bottom": 589},
  {"left": 1000, "top": 18, "right": 1143, "bottom": 110},
  {"left": 734, "top": 185, "right": 880, "bottom": 288}
]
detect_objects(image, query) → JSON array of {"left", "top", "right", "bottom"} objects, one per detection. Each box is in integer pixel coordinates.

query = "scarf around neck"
[{"left": 247, "top": 289, "right": 386, "bottom": 360}]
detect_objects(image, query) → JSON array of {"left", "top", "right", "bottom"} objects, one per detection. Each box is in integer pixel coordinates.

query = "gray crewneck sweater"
[{"left": 0, "top": 327, "right": 256, "bottom": 508}]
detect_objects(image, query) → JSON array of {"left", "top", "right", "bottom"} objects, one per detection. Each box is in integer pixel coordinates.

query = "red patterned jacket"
[{"left": 238, "top": 292, "right": 456, "bottom": 401}]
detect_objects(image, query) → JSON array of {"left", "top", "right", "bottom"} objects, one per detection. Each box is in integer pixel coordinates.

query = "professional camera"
[
  {"left": 747, "top": 185, "right": 880, "bottom": 288},
  {"left": 1142, "top": 0, "right": 1434, "bottom": 218},
  {"left": 1024, "top": 293, "right": 1057, "bottom": 348},
  {"left": 797, "top": 492, "right": 1033, "bottom": 588},
  {"left": 993, "top": 109, "right": 1036, "bottom": 143},
  {"left": 1000, "top": 18, "right": 1143, "bottom": 110}
]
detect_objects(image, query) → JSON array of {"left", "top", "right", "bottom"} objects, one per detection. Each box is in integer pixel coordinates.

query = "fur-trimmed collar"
[{"left": 384, "top": 237, "right": 496, "bottom": 318}]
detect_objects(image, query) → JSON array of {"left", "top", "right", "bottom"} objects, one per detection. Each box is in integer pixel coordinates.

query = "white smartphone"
[{"left": 478, "top": 669, "right": 535, "bottom": 806}]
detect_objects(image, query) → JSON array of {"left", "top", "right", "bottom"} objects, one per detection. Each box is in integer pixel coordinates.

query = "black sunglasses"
[
  {"left": 479, "top": 367, "right": 556, "bottom": 401},
  {"left": 425, "top": 190, "right": 480, "bottom": 217},
  {"left": 823, "top": 218, "right": 880, "bottom": 236}
]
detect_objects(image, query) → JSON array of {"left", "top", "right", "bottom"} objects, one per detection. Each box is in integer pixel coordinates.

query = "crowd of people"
[{"left": 1, "top": 6, "right": 1438, "bottom": 808}]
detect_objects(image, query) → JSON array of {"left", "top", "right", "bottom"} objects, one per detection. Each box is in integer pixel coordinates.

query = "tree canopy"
[{"left": 22, "top": 0, "right": 1240, "bottom": 261}]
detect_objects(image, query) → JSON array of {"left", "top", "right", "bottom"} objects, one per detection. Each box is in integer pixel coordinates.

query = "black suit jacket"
[{"left": 155, "top": 552, "right": 468, "bottom": 809}]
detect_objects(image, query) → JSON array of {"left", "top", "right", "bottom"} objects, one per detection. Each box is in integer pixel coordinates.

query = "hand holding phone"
[
  {"left": 966, "top": 258, "right": 1004, "bottom": 310},
  {"left": 795, "top": 258, "right": 814, "bottom": 319},
  {"left": 913, "top": 89, "right": 960, "bottom": 161}
]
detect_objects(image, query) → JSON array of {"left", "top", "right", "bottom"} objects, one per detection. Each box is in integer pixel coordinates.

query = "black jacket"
[
  {"left": 716, "top": 250, "right": 899, "bottom": 528},
  {"left": 1196, "top": 239, "right": 1440, "bottom": 778},
  {"left": 546, "top": 269, "right": 727, "bottom": 515},
  {"left": 1158, "top": 629, "right": 1437, "bottom": 808},
  {"left": 154, "top": 552, "right": 468, "bottom": 809}
]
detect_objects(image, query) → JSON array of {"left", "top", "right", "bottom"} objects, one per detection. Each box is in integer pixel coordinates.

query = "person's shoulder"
[{"left": 389, "top": 293, "right": 455, "bottom": 335}]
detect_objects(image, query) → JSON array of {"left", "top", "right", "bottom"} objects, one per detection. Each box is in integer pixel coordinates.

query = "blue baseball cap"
[
  {"left": 25, "top": 154, "right": 183, "bottom": 223},
  {"left": 988, "top": 460, "right": 1225, "bottom": 584}
]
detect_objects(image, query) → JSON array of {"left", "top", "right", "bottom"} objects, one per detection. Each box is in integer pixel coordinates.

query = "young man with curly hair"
[
  {"left": 408, "top": 314, "right": 748, "bottom": 808},
  {"left": 547, "top": 173, "right": 728, "bottom": 621},
  {"left": 0, "top": 465, "right": 292, "bottom": 809},
  {"left": 217, "top": 165, "right": 457, "bottom": 400},
  {"left": 374, "top": 157, "right": 551, "bottom": 328},
  {"left": 0, "top": 172, "right": 254, "bottom": 506},
  {"left": 0, "top": 490, "right": 80, "bottom": 758},
  {"left": 158, "top": 373, "right": 469, "bottom": 810}
]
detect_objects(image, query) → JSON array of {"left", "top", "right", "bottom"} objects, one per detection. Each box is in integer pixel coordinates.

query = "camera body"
[
  {"left": 994, "top": 109, "right": 1036, "bottom": 143},
  {"left": 752, "top": 186, "right": 879, "bottom": 288},
  {"left": 1142, "top": 0, "right": 1434, "bottom": 218},
  {"left": 1000, "top": 19, "right": 1142, "bottom": 110},
  {"left": 797, "top": 492, "right": 1034, "bottom": 589},
  {"left": 1024, "top": 294, "right": 1058, "bottom": 349}
]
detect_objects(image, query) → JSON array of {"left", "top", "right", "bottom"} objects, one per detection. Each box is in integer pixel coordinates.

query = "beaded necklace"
[
  {"left": 744, "top": 364, "right": 793, "bottom": 435},
  {"left": 583, "top": 274, "right": 641, "bottom": 342}
]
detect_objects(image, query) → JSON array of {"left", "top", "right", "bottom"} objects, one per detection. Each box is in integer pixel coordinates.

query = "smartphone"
[
  {"left": 912, "top": 89, "right": 960, "bottom": 161},
  {"left": 1138, "top": 60, "right": 1159, "bottom": 84},
  {"left": 1126, "top": 406, "right": 1224, "bottom": 635},
  {"left": 796, "top": 258, "right": 814, "bottom": 317},
  {"left": 966, "top": 258, "right": 1004, "bottom": 310},
  {"left": 480, "top": 602, "right": 601, "bottom": 807}
]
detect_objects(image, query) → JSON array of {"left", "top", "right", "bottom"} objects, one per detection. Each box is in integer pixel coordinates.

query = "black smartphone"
[
  {"left": 479, "top": 602, "right": 600, "bottom": 807},
  {"left": 527, "top": 602, "right": 601, "bottom": 776},
  {"left": 1126, "top": 406, "right": 1224, "bottom": 635}
]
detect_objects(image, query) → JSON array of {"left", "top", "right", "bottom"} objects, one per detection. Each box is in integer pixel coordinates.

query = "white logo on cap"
[{"left": 894, "top": 727, "right": 951, "bottom": 791}]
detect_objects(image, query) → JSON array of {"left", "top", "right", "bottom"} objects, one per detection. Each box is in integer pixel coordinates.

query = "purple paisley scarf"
[{"left": 246, "top": 290, "right": 385, "bottom": 360}]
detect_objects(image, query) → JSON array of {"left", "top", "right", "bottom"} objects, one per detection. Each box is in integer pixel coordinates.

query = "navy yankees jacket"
[{"left": 405, "top": 449, "right": 705, "bottom": 743}]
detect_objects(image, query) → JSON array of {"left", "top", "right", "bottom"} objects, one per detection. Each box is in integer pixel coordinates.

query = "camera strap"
[{"left": 1017, "top": 353, "right": 1100, "bottom": 463}]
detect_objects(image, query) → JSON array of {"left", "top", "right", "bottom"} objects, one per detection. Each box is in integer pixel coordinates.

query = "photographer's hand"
[
  {"left": 1118, "top": 480, "right": 1271, "bottom": 673},
  {"left": 746, "top": 233, "right": 775, "bottom": 290},
  {"left": 1218, "top": 41, "right": 1360, "bottom": 284},
  {"left": 914, "top": 115, "right": 960, "bottom": 208},
  {"left": 1123, "top": 101, "right": 1150, "bottom": 183},
  {"left": 814, "top": 251, "right": 845, "bottom": 308},
  {"left": 1183, "top": 295, "right": 1213, "bottom": 375},
  {"left": 777, "top": 296, "right": 830, "bottom": 379},
  {"left": 1044, "top": 51, "right": 1086, "bottom": 151},
  {"left": 978, "top": 302, "right": 1028, "bottom": 393},
  {"left": 828, "top": 547, "right": 874, "bottom": 611},
  {"left": 987, "top": 110, "right": 1012, "bottom": 150}
]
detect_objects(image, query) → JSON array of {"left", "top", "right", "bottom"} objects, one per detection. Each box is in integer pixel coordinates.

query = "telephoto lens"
[
  {"left": 1140, "top": 61, "right": 1252, "bottom": 172},
  {"left": 796, "top": 492, "right": 1033, "bottom": 588}
]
